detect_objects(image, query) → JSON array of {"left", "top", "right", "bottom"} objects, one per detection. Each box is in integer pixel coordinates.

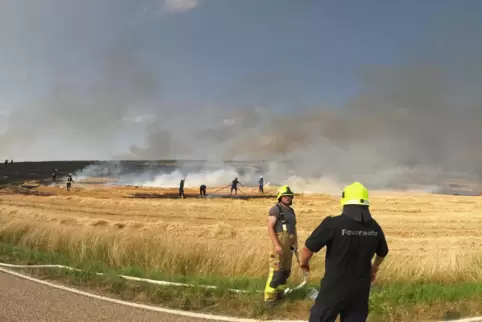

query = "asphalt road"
[
  {"left": 0, "top": 271, "right": 225, "bottom": 322},
  {"left": 0, "top": 270, "right": 481, "bottom": 322}
]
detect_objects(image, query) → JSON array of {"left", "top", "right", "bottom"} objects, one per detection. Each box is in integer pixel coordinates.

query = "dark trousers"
[{"left": 309, "top": 305, "right": 368, "bottom": 322}]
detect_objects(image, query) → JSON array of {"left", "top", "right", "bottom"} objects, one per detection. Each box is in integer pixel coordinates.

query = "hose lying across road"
[{"left": 0, "top": 262, "right": 480, "bottom": 322}]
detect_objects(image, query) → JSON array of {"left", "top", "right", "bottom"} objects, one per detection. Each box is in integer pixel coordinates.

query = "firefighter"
[
  {"left": 52, "top": 169, "right": 58, "bottom": 182},
  {"left": 264, "top": 185, "right": 297, "bottom": 305},
  {"left": 199, "top": 184, "right": 207, "bottom": 198},
  {"left": 179, "top": 179, "right": 185, "bottom": 198},
  {"left": 66, "top": 173, "right": 74, "bottom": 191},
  {"left": 300, "top": 182, "right": 389, "bottom": 322},
  {"left": 259, "top": 176, "right": 264, "bottom": 193},
  {"left": 230, "top": 177, "right": 242, "bottom": 195}
]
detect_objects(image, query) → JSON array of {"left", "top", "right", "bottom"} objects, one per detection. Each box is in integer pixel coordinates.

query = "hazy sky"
[
  {"left": 1, "top": 0, "right": 480, "bottom": 109},
  {"left": 1, "top": 0, "right": 482, "bottom": 164}
]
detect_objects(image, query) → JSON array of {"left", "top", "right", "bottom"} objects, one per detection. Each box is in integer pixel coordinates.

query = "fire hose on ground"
[
  {"left": 284, "top": 246, "right": 318, "bottom": 299},
  {"left": 0, "top": 256, "right": 317, "bottom": 298},
  {"left": 0, "top": 262, "right": 478, "bottom": 322}
]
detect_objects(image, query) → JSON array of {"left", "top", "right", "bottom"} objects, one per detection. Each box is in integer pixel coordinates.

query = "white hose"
[
  {"left": 0, "top": 265, "right": 304, "bottom": 322},
  {"left": 0, "top": 262, "right": 478, "bottom": 322},
  {"left": 0, "top": 262, "right": 308, "bottom": 294},
  {"left": 284, "top": 248, "right": 309, "bottom": 295}
]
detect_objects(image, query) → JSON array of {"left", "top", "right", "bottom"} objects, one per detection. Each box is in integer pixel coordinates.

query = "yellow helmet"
[
  {"left": 341, "top": 182, "right": 369, "bottom": 206},
  {"left": 277, "top": 185, "right": 294, "bottom": 200}
]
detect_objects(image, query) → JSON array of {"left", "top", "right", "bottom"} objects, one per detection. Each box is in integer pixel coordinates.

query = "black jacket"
[{"left": 305, "top": 205, "right": 389, "bottom": 309}]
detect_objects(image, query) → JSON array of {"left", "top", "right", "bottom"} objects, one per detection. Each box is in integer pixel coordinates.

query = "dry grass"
[{"left": 1, "top": 184, "right": 482, "bottom": 284}]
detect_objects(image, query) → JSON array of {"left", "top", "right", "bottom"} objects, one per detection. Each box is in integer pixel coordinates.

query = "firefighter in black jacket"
[
  {"left": 179, "top": 179, "right": 185, "bottom": 198},
  {"left": 66, "top": 173, "right": 74, "bottom": 191},
  {"left": 300, "top": 182, "right": 389, "bottom": 322}
]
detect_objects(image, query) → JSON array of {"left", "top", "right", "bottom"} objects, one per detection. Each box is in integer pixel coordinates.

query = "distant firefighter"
[
  {"left": 66, "top": 173, "right": 74, "bottom": 191},
  {"left": 179, "top": 179, "right": 185, "bottom": 198},
  {"left": 200, "top": 184, "right": 207, "bottom": 198},
  {"left": 259, "top": 176, "right": 264, "bottom": 194},
  {"left": 52, "top": 169, "right": 58, "bottom": 182},
  {"left": 4, "top": 159, "right": 7, "bottom": 167},
  {"left": 231, "top": 177, "right": 243, "bottom": 195}
]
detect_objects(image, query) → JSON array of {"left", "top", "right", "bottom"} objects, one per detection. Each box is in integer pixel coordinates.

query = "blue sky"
[{"left": 1, "top": 0, "right": 481, "bottom": 116}]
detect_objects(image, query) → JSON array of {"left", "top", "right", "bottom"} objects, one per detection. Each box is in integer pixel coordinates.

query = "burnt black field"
[
  {"left": 0, "top": 160, "right": 480, "bottom": 196},
  {"left": 0, "top": 160, "right": 95, "bottom": 185},
  {"left": 0, "top": 160, "right": 279, "bottom": 200},
  {"left": 0, "top": 160, "right": 269, "bottom": 186}
]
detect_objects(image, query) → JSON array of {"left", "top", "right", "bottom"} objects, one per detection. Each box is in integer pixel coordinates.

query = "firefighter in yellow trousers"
[{"left": 264, "top": 185, "right": 298, "bottom": 305}]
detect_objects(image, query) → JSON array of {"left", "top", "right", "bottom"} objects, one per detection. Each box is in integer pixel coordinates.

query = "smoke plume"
[
  {"left": 3, "top": 7, "right": 482, "bottom": 194},
  {"left": 0, "top": 44, "right": 160, "bottom": 161},
  {"left": 120, "top": 62, "right": 482, "bottom": 193}
]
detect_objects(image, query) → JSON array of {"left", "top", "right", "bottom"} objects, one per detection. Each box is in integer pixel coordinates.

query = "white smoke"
[
  {"left": 72, "top": 160, "right": 347, "bottom": 195},
  {"left": 72, "top": 157, "right": 482, "bottom": 196},
  {"left": 134, "top": 168, "right": 240, "bottom": 188}
]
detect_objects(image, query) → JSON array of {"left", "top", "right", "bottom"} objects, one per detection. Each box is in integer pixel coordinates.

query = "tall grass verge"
[
  {"left": 1, "top": 242, "right": 482, "bottom": 321},
  {"left": 0, "top": 218, "right": 482, "bottom": 285}
]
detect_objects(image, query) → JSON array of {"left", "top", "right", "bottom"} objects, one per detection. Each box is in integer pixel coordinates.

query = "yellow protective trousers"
[{"left": 264, "top": 231, "right": 296, "bottom": 302}]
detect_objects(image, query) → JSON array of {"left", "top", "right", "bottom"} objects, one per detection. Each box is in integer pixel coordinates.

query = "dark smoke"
[
  {"left": 3, "top": 6, "right": 482, "bottom": 193},
  {"left": 0, "top": 44, "right": 160, "bottom": 161},
  {"left": 124, "top": 49, "right": 482, "bottom": 193}
]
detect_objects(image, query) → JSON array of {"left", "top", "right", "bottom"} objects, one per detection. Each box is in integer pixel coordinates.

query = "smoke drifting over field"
[
  {"left": 2, "top": 5, "right": 482, "bottom": 194},
  {"left": 114, "top": 63, "right": 482, "bottom": 193},
  {"left": 6, "top": 57, "right": 482, "bottom": 193},
  {"left": 0, "top": 45, "right": 159, "bottom": 160},
  {"left": 5, "top": 56, "right": 482, "bottom": 193}
]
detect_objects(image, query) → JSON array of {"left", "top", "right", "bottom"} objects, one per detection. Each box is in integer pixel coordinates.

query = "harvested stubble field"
[
  {"left": 1, "top": 184, "right": 482, "bottom": 281},
  {"left": 1, "top": 179, "right": 482, "bottom": 321}
]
